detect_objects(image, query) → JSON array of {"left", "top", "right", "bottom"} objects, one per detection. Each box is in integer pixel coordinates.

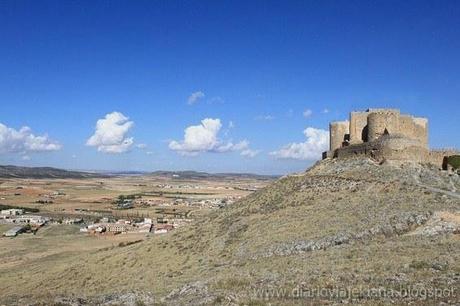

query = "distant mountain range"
[
  {"left": 0, "top": 165, "right": 106, "bottom": 179},
  {"left": 150, "top": 170, "right": 279, "bottom": 180},
  {"left": 0, "top": 165, "right": 278, "bottom": 180}
]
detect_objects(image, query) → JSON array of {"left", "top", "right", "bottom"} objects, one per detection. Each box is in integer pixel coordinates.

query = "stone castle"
[{"left": 323, "top": 108, "right": 458, "bottom": 168}]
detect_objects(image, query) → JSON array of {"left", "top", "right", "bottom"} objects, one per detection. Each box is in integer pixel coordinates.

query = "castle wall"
[
  {"left": 335, "top": 136, "right": 429, "bottom": 163},
  {"left": 426, "top": 149, "right": 459, "bottom": 168},
  {"left": 349, "top": 112, "right": 368, "bottom": 144},
  {"left": 367, "top": 110, "right": 400, "bottom": 142},
  {"left": 334, "top": 140, "right": 380, "bottom": 160},
  {"left": 399, "top": 115, "right": 416, "bottom": 139},
  {"left": 389, "top": 114, "right": 428, "bottom": 148},
  {"left": 329, "top": 121, "right": 349, "bottom": 152},
  {"left": 413, "top": 117, "right": 428, "bottom": 148},
  {"left": 378, "top": 136, "right": 428, "bottom": 162}
]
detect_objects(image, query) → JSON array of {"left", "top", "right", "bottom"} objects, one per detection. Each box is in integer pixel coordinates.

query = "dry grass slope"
[{"left": 1, "top": 158, "right": 459, "bottom": 305}]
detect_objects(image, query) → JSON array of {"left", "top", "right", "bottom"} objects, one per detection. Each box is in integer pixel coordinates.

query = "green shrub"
[
  {"left": 447, "top": 155, "right": 460, "bottom": 169},
  {"left": 409, "top": 260, "right": 431, "bottom": 270}
]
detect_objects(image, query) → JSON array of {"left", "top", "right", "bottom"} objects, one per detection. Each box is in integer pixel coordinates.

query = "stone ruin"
[{"left": 322, "top": 108, "right": 458, "bottom": 168}]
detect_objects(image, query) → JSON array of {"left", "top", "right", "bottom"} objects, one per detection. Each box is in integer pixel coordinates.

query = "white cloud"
[
  {"left": 21, "top": 155, "right": 31, "bottom": 161},
  {"left": 0, "top": 123, "right": 62, "bottom": 154},
  {"left": 228, "top": 121, "right": 235, "bottom": 129},
  {"left": 240, "top": 149, "right": 260, "bottom": 158},
  {"left": 146, "top": 151, "right": 154, "bottom": 155},
  {"left": 187, "top": 91, "right": 205, "bottom": 105},
  {"left": 270, "top": 127, "right": 329, "bottom": 160},
  {"left": 136, "top": 143, "right": 147, "bottom": 149},
  {"left": 169, "top": 118, "right": 221, "bottom": 155},
  {"left": 86, "top": 112, "right": 134, "bottom": 154},
  {"left": 169, "top": 118, "right": 258, "bottom": 157},
  {"left": 303, "top": 109, "right": 313, "bottom": 118},
  {"left": 322, "top": 108, "right": 330, "bottom": 114},
  {"left": 233, "top": 140, "right": 249, "bottom": 150}
]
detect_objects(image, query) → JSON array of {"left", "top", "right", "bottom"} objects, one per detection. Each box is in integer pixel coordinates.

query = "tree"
[{"left": 447, "top": 155, "right": 460, "bottom": 170}]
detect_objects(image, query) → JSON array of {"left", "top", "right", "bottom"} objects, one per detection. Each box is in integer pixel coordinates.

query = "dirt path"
[{"left": 421, "top": 185, "right": 460, "bottom": 200}]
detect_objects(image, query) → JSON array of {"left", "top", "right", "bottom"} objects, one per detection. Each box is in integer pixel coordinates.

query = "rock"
[
  {"left": 411, "top": 211, "right": 460, "bottom": 237},
  {"left": 162, "top": 281, "right": 216, "bottom": 305},
  {"left": 52, "top": 291, "right": 155, "bottom": 306},
  {"left": 256, "top": 212, "right": 432, "bottom": 259}
]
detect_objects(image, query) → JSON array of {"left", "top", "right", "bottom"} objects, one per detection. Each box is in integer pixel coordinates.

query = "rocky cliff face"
[{"left": 1, "top": 158, "right": 459, "bottom": 305}]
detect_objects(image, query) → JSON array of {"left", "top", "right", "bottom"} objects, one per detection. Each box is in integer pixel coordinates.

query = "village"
[
  {"left": 0, "top": 174, "right": 271, "bottom": 240},
  {"left": 0, "top": 207, "right": 191, "bottom": 237}
]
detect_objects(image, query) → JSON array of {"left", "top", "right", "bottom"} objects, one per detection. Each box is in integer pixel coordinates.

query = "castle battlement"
[{"left": 323, "top": 108, "right": 457, "bottom": 168}]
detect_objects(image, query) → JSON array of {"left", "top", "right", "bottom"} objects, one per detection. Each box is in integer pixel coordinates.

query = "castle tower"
[
  {"left": 329, "top": 121, "right": 349, "bottom": 152},
  {"left": 367, "top": 109, "right": 400, "bottom": 142},
  {"left": 349, "top": 111, "right": 369, "bottom": 144},
  {"left": 413, "top": 117, "right": 428, "bottom": 148}
]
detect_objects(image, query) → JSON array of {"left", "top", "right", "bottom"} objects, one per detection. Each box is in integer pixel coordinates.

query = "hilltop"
[
  {"left": 0, "top": 165, "right": 107, "bottom": 179},
  {"left": 1, "top": 158, "right": 459, "bottom": 305}
]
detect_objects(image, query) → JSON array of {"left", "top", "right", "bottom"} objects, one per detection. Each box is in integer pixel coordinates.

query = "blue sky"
[{"left": 0, "top": 0, "right": 459, "bottom": 174}]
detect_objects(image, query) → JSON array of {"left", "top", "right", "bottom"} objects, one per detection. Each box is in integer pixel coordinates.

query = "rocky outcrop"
[{"left": 256, "top": 212, "right": 432, "bottom": 258}]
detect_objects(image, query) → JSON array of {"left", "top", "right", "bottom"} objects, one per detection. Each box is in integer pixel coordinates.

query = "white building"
[
  {"left": 1, "top": 209, "right": 24, "bottom": 216},
  {"left": 6, "top": 215, "right": 49, "bottom": 226},
  {"left": 63, "top": 218, "right": 83, "bottom": 224},
  {"left": 3, "top": 226, "right": 24, "bottom": 237}
]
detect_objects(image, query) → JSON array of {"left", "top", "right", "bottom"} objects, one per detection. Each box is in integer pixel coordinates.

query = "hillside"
[
  {"left": 0, "top": 165, "right": 106, "bottom": 179},
  {"left": 1, "top": 158, "right": 460, "bottom": 305}
]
